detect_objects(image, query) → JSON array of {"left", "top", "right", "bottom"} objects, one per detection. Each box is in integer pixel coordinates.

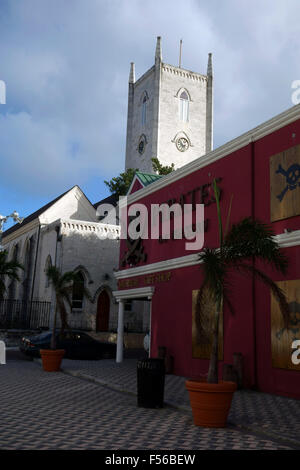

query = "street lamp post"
[{"left": 0, "top": 211, "right": 24, "bottom": 251}]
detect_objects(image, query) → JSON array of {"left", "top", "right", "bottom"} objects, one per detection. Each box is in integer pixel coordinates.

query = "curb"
[
  {"left": 34, "top": 357, "right": 191, "bottom": 410},
  {"left": 63, "top": 368, "right": 193, "bottom": 413},
  {"left": 62, "top": 368, "right": 137, "bottom": 398}
]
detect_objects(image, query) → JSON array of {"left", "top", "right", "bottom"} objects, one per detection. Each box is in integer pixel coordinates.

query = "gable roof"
[
  {"left": 135, "top": 171, "right": 163, "bottom": 187},
  {"left": 2, "top": 186, "right": 76, "bottom": 238},
  {"left": 93, "top": 193, "right": 118, "bottom": 209},
  {"left": 127, "top": 171, "right": 163, "bottom": 195}
]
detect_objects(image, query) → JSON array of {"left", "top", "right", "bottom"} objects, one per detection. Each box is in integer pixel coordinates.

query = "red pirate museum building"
[{"left": 114, "top": 104, "right": 300, "bottom": 399}]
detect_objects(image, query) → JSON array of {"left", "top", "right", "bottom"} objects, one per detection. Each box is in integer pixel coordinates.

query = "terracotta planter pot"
[
  {"left": 40, "top": 349, "right": 65, "bottom": 372},
  {"left": 185, "top": 379, "right": 237, "bottom": 427}
]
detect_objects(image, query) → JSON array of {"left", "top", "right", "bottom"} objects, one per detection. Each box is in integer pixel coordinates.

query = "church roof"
[
  {"left": 2, "top": 186, "right": 76, "bottom": 238},
  {"left": 93, "top": 193, "right": 118, "bottom": 209}
]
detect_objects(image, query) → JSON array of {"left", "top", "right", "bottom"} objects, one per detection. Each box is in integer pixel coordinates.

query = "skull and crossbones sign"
[
  {"left": 276, "top": 163, "right": 300, "bottom": 202},
  {"left": 276, "top": 300, "right": 300, "bottom": 341}
]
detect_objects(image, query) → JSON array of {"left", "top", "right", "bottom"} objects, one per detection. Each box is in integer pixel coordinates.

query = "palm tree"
[
  {"left": 0, "top": 250, "right": 23, "bottom": 299},
  {"left": 46, "top": 266, "right": 91, "bottom": 349},
  {"left": 196, "top": 180, "right": 290, "bottom": 384}
]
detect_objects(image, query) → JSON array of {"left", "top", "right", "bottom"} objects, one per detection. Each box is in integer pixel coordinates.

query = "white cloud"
[{"left": 0, "top": 0, "right": 299, "bottom": 199}]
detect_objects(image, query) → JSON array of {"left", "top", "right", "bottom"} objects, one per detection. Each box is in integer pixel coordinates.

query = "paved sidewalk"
[
  {"left": 42, "top": 356, "right": 300, "bottom": 449},
  {"left": 2, "top": 353, "right": 295, "bottom": 450}
]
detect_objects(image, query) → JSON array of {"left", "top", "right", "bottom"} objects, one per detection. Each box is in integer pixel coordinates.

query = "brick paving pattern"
[
  {"left": 0, "top": 352, "right": 299, "bottom": 449},
  {"left": 60, "top": 357, "right": 300, "bottom": 449}
]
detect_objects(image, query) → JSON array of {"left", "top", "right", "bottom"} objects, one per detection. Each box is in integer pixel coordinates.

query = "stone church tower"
[{"left": 125, "top": 36, "right": 213, "bottom": 173}]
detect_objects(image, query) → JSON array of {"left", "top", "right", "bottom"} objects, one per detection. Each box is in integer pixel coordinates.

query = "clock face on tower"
[{"left": 176, "top": 137, "right": 189, "bottom": 152}]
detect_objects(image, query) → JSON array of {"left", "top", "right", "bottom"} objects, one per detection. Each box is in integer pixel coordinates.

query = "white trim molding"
[
  {"left": 60, "top": 218, "right": 120, "bottom": 239},
  {"left": 275, "top": 230, "right": 300, "bottom": 248},
  {"left": 115, "top": 253, "right": 199, "bottom": 280},
  {"left": 114, "top": 230, "right": 300, "bottom": 280},
  {"left": 113, "top": 286, "right": 155, "bottom": 301}
]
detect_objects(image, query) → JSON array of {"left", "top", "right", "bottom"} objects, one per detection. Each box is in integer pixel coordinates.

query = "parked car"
[{"left": 19, "top": 330, "right": 116, "bottom": 360}]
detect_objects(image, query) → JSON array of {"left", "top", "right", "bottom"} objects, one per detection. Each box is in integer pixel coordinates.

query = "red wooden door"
[{"left": 96, "top": 291, "right": 110, "bottom": 332}]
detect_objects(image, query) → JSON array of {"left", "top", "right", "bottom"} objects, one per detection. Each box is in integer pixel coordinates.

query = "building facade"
[
  {"left": 114, "top": 104, "right": 300, "bottom": 399},
  {"left": 1, "top": 186, "right": 121, "bottom": 332},
  {"left": 125, "top": 37, "right": 213, "bottom": 173}
]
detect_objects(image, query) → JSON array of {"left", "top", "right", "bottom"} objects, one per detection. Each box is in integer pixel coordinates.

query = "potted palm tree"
[
  {"left": 41, "top": 266, "right": 89, "bottom": 372},
  {"left": 0, "top": 250, "right": 23, "bottom": 299},
  {"left": 185, "top": 179, "right": 290, "bottom": 427}
]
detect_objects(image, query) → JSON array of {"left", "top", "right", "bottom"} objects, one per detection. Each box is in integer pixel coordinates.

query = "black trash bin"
[{"left": 137, "top": 358, "right": 165, "bottom": 408}]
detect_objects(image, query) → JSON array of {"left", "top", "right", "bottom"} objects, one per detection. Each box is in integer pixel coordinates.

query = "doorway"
[{"left": 96, "top": 290, "right": 110, "bottom": 332}]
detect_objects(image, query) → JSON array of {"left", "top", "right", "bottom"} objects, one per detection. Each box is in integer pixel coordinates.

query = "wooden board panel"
[
  {"left": 192, "top": 288, "right": 223, "bottom": 360},
  {"left": 271, "top": 279, "right": 300, "bottom": 370},
  {"left": 270, "top": 144, "right": 300, "bottom": 222}
]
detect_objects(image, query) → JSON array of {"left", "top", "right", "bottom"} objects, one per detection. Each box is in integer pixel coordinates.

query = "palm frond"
[
  {"left": 46, "top": 266, "right": 92, "bottom": 333},
  {"left": 46, "top": 266, "right": 61, "bottom": 287},
  {"left": 224, "top": 194, "right": 234, "bottom": 239},
  {"left": 0, "top": 250, "right": 23, "bottom": 298},
  {"left": 234, "top": 262, "right": 290, "bottom": 328},
  {"left": 60, "top": 271, "right": 79, "bottom": 286},
  {"left": 223, "top": 217, "right": 288, "bottom": 273}
]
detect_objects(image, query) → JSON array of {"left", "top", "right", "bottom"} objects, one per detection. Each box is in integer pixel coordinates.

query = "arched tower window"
[
  {"left": 179, "top": 90, "right": 189, "bottom": 123},
  {"left": 141, "top": 92, "right": 148, "bottom": 126},
  {"left": 72, "top": 272, "right": 85, "bottom": 309}
]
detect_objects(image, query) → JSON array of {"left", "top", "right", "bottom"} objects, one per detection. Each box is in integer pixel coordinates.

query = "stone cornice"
[
  {"left": 60, "top": 218, "right": 120, "bottom": 239},
  {"left": 162, "top": 63, "right": 207, "bottom": 82}
]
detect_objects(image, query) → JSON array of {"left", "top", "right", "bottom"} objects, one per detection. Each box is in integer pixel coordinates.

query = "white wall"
[{"left": 158, "top": 64, "right": 208, "bottom": 168}]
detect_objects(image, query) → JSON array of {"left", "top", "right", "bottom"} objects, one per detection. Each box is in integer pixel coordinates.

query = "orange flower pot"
[
  {"left": 185, "top": 379, "right": 237, "bottom": 427},
  {"left": 40, "top": 349, "right": 65, "bottom": 372}
]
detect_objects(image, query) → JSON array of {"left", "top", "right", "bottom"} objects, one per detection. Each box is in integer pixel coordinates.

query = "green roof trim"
[{"left": 135, "top": 171, "right": 163, "bottom": 187}]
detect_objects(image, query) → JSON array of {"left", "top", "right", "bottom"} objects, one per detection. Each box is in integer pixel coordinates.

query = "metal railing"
[{"left": 0, "top": 300, "right": 51, "bottom": 329}]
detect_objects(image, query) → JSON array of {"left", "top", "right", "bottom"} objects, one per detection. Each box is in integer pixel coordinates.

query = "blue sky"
[{"left": 0, "top": 0, "right": 300, "bottom": 228}]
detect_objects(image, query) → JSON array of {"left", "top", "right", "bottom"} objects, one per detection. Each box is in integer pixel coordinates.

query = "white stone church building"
[{"left": 1, "top": 185, "right": 122, "bottom": 332}]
